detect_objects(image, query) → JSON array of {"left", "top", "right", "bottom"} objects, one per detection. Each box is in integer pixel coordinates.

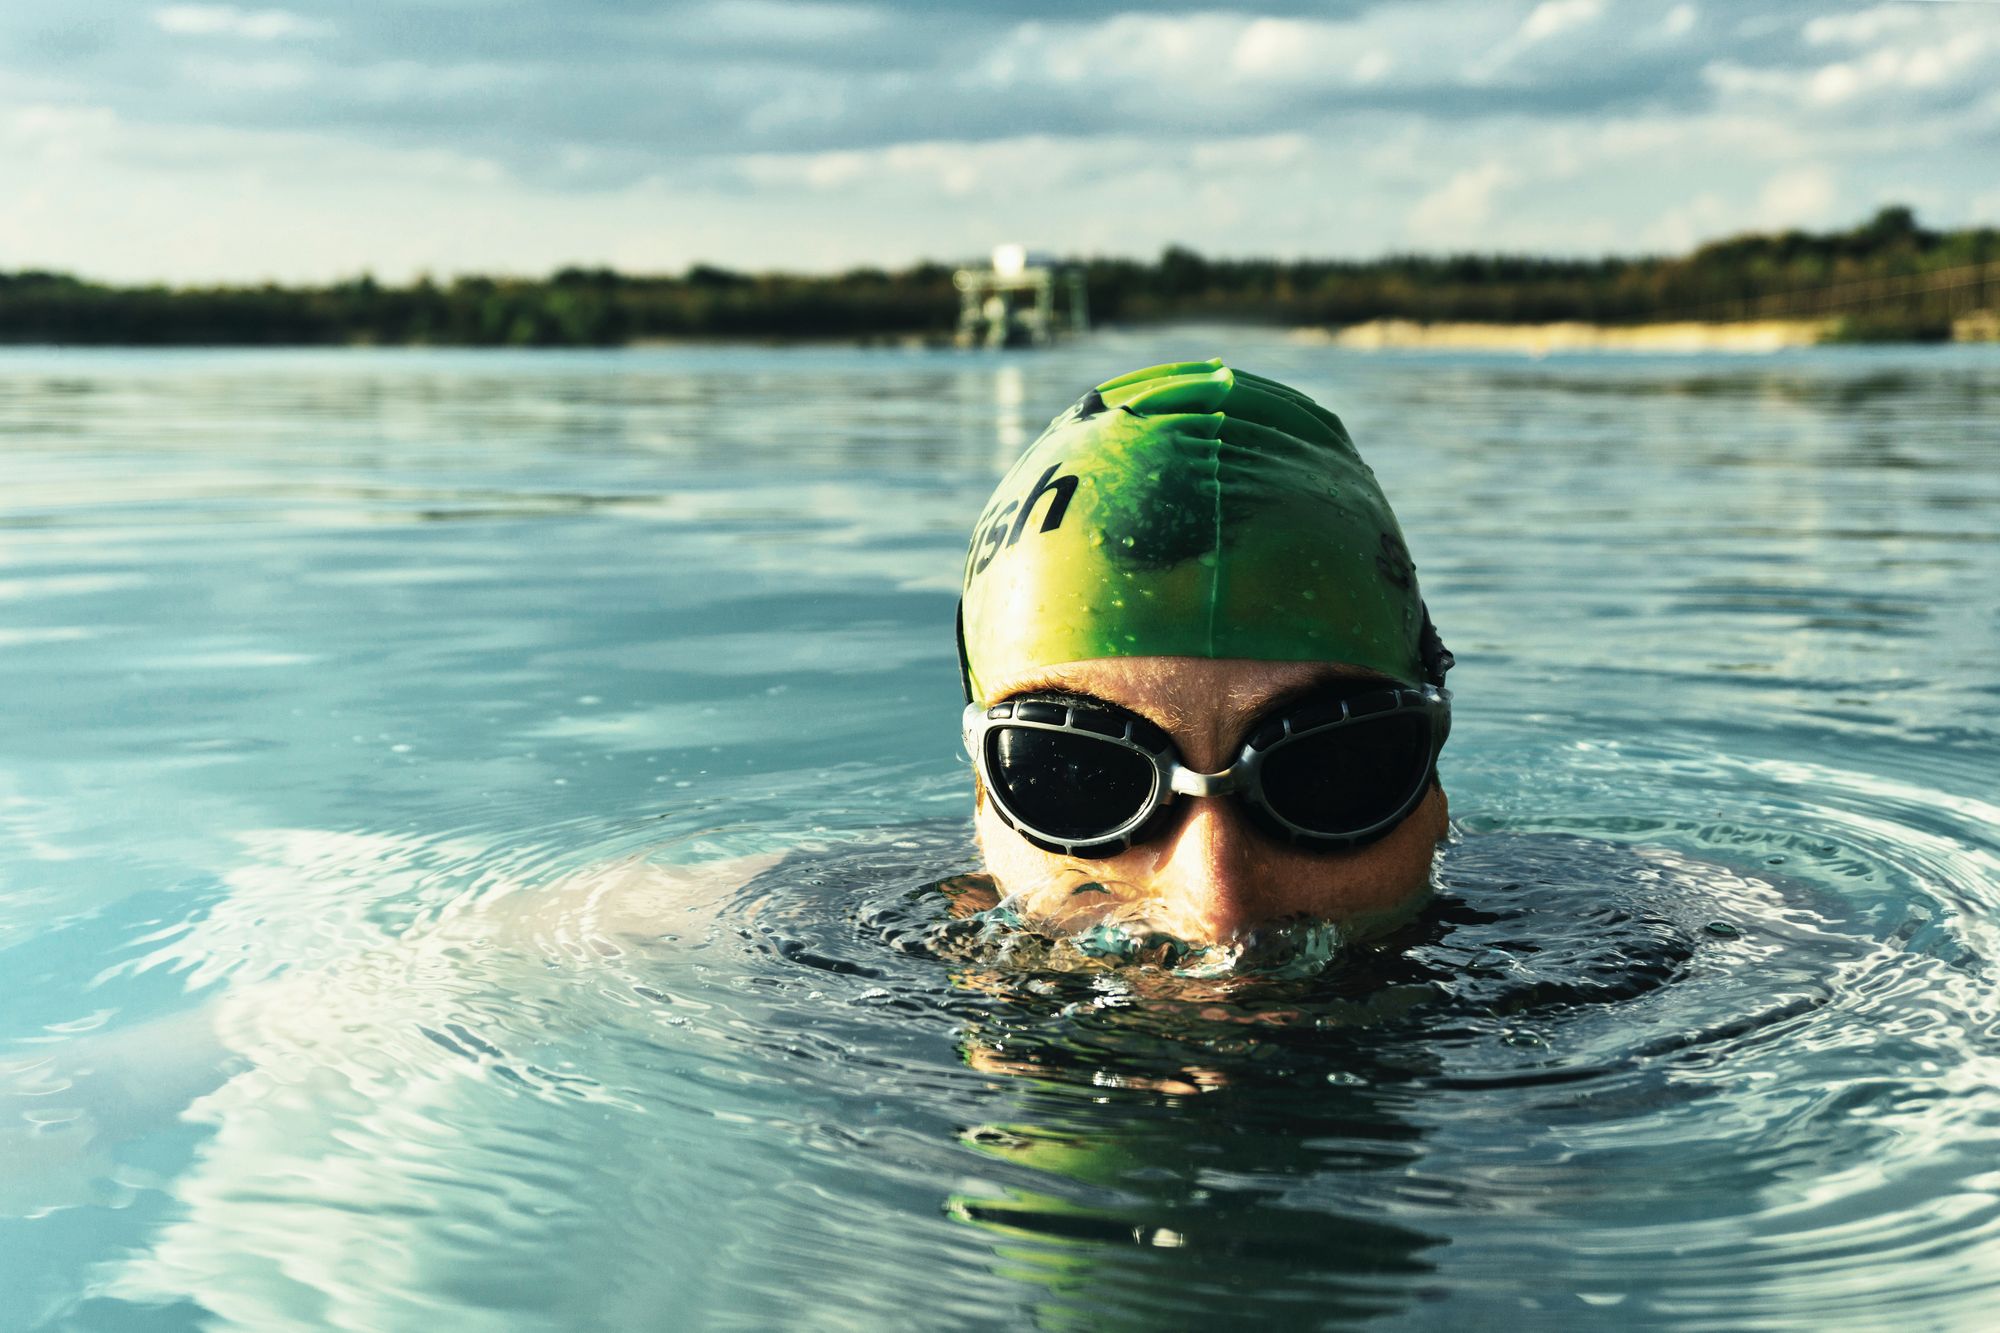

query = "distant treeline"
[{"left": 3, "top": 207, "right": 1995, "bottom": 346}]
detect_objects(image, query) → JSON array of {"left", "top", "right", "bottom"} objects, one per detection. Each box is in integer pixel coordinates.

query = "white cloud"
[
  {"left": 1227, "top": 17, "right": 1395, "bottom": 83},
  {"left": 1757, "top": 165, "right": 1839, "bottom": 227},
  {"left": 4, "top": 103, "right": 121, "bottom": 161},
  {"left": 1468, "top": 0, "right": 1604, "bottom": 81},
  {"left": 1187, "top": 133, "right": 1308, "bottom": 170},
  {"left": 1231, "top": 18, "right": 1318, "bottom": 78},
  {"left": 975, "top": 3, "right": 1507, "bottom": 105},
  {"left": 1520, "top": 0, "right": 1604, "bottom": 45},
  {"left": 1815, "top": 31, "right": 1992, "bottom": 104},
  {"left": 152, "top": 6, "right": 332, "bottom": 41},
  {"left": 1701, "top": 61, "right": 1789, "bottom": 99},
  {"left": 976, "top": 14, "right": 1243, "bottom": 89},
  {"left": 1661, "top": 5, "right": 1698, "bottom": 40},
  {"left": 1408, "top": 161, "right": 1515, "bottom": 240},
  {"left": 1354, "top": 49, "right": 1395, "bottom": 83},
  {"left": 737, "top": 135, "right": 1099, "bottom": 202},
  {"left": 1804, "top": 6, "right": 1924, "bottom": 48},
  {"left": 1711, "top": 5, "right": 2000, "bottom": 112}
]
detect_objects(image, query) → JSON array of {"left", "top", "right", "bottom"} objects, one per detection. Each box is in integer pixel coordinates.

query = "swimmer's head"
[
  {"left": 959, "top": 359, "right": 1449, "bottom": 704},
  {"left": 958, "top": 360, "right": 1452, "bottom": 955}
]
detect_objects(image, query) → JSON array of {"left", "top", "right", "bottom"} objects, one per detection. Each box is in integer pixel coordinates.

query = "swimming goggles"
[{"left": 963, "top": 684, "right": 1450, "bottom": 858}]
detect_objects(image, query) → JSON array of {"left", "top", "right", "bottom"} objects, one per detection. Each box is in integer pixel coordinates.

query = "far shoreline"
[
  {"left": 4, "top": 207, "right": 1995, "bottom": 352},
  {"left": 1309, "top": 312, "right": 2000, "bottom": 353},
  {"left": 2, "top": 316, "right": 1998, "bottom": 355}
]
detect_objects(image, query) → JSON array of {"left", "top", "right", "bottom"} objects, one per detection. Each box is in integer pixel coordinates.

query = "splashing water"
[{"left": 933, "top": 894, "right": 1354, "bottom": 981}]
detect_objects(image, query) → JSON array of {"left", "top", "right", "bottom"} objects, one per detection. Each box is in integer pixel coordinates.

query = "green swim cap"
[{"left": 958, "top": 359, "right": 1448, "bottom": 702}]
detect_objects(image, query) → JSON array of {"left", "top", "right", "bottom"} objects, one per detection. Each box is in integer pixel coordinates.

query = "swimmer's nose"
[{"left": 1147, "top": 799, "right": 1264, "bottom": 943}]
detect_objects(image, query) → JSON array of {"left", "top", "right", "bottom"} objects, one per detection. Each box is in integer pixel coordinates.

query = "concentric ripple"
[{"left": 79, "top": 781, "right": 1986, "bottom": 1328}]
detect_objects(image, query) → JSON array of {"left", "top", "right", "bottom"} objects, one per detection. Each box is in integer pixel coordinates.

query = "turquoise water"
[{"left": 2, "top": 335, "right": 1996, "bottom": 1328}]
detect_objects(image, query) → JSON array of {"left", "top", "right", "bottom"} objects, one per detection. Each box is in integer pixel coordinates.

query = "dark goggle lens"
[
  {"left": 986, "top": 726, "right": 1155, "bottom": 841},
  {"left": 1258, "top": 712, "right": 1433, "bottom": 837}
]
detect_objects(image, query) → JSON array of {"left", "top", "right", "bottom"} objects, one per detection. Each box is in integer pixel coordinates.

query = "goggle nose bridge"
[{"left": 1168, "top": 765, "right": 1250, "bottom": 799}]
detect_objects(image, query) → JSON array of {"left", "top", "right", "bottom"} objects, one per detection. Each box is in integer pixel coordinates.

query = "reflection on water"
[{"left": 0, "top": 339, "right": 1997, "bottom": 1328}]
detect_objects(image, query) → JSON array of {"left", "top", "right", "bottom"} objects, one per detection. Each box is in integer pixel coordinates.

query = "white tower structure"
[{"left": 953, "top": 245, "right": 1089, "bottom": 348}]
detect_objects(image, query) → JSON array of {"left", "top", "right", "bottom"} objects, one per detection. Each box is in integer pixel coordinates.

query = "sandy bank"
[{"left": 1307, "top": 318, "right": 1837, "bottom": 354}]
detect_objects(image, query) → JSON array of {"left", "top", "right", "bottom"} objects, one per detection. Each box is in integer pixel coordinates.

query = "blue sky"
[{"left": 4, "top": 0, "right": 1997, "bottom": 282}]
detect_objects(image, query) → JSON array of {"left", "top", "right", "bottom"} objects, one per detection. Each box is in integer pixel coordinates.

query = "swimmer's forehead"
[{"left": 986, "top": 656, "right": 1400, "bottom": 717}]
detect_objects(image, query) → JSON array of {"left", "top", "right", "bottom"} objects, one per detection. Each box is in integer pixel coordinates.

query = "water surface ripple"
[{"left": 0, "top": 340, "right": 1995, "bottom": 1329}]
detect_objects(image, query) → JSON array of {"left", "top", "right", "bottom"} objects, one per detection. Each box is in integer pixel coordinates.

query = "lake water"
[{"left": 2, "top": 334, "right": 1996, "bottom": 1329}]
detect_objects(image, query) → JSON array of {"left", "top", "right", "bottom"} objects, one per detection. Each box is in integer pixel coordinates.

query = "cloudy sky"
[{"left": 4, "top": 0, "right": 1996, "bottom": 282}]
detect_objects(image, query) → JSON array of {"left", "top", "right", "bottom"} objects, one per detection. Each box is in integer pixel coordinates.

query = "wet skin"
[{"left": 973, "top": 656, "right": 1450, "bottom": 947}]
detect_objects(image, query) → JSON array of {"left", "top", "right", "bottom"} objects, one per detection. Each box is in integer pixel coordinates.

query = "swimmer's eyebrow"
[
  {"left": 994, "top": 679, "right": 1177, "bottom": 731},
  {"left": 992, "top": 666, "right": 1399, "bottom": 735},
  {"left": 994, "top": 667, "right": 1103, "bottom": 701},
  {"left": 1231, "top": 669, "right": 1403, "bottom": 720},
  {"left": 1002, "top": 686, "right": 1111, "bottom": 712}
]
